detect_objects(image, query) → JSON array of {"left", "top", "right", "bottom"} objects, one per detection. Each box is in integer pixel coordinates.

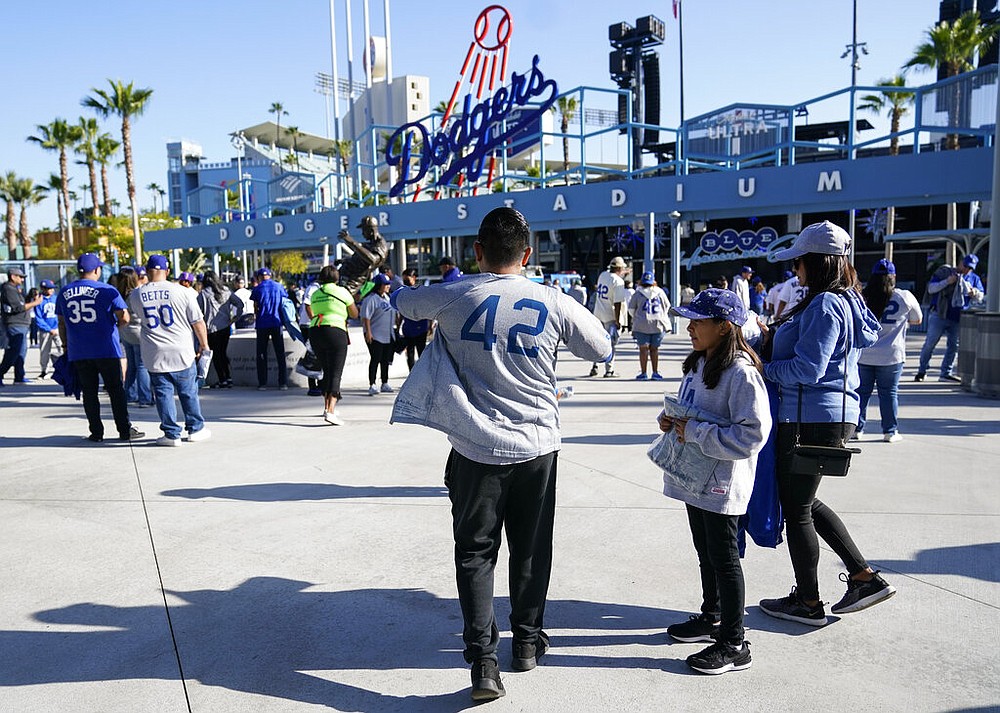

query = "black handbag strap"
[{"left": 795, "top": 294, "right": 852, "bottom": 447}]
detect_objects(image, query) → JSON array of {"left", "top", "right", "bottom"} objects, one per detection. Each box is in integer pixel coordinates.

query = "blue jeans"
[
  {"left": 1, "top": 325, "right": 29, "bottom": 382},
  {"left": 123, "top": 341, "right": 153, "bottom": 405},
  {"left": 918, "top": 312, "right": 959, "bottom": 377},
  {"left": 857, "top": 362, "right": 904, "bottom": 435},
  {"left": 150, "top": 364, "right": 205, "bottom": 440}
]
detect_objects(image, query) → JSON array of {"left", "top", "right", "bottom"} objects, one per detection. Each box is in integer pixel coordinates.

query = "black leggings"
[
  {"left": 776, "top": 422, "right": 867, "bottom": 601},
  {"left": 207, "top": 329, "right": 233, "bottom": 383},
  {"left": 310, "top": 325, "right": 349, "bottom": 399},
  {"left": 402, "top": 332, "right": 428, "bottom": 370},
  {"left": 367, "top": 339, "right": 392, "bottom": 385},
  {"left": 686, "top": 505, "right": 744, "bottom": 645}
]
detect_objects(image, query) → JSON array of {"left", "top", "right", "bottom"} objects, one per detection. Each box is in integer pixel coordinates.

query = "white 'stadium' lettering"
[
  {"left": 552, "top": 194, "right": 568, "bottom": 211},
  {"left": 274, "top": 222, "right": 284, "bottom": 236},
  {"left": 611, "top": 189, "right": 626, "bottom": 207},
  {"left": 503, "top": 199, "right": 515, "bottom": 208},
  {"left": 219, "top": 228, "right": 229, "bottom": 240},
  {"left": 304, "top": 219, "right": 315, "bottom": 232},
  {"left": 817, "top": 171, "right": 842, "bottom": 192},
  {"left": 738, "top": 178, "right": 756, "bottom": 197},
  {"left": 457, "top": 204, "right": 468, "bottom": 220},
  {"left": 676, "top": 183, "right": 684, "bottom": 202}
]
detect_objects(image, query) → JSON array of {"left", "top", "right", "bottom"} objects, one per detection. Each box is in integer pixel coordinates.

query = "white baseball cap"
[{"left": 772, "top": 220, "right": 852, "bottom": 261}]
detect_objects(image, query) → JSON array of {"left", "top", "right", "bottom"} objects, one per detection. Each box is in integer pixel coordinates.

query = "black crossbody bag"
[{"left": 789, "top": 295, "right": 862, "bottom": 477}]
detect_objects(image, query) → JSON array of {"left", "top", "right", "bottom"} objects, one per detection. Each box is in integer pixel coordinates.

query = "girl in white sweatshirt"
[{"left": 657, "top": 288, "right": 771, "bottom": 675}]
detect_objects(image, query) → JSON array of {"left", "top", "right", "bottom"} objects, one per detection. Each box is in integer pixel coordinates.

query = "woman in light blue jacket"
[{"left": 758, "top": 221, "right": 896, "bottom": 628}]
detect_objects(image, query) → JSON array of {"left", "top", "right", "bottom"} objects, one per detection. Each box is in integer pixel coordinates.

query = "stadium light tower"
[{"left": 609, "top": 15, "right": 665, "bottom": 171}]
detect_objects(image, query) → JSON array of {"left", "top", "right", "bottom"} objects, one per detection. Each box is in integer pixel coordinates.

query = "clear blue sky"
[{"left": 2, "top": 0, "right": 944, "bottom": 232}]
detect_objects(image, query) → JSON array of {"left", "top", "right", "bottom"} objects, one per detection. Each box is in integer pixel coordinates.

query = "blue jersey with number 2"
[{"left": 55, "top": 279, "right": 126, "bottom": 361}]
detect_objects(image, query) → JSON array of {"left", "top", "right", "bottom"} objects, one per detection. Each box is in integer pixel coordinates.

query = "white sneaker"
[
  {"left": 368, "top": 385, "right": 379, "bottom": 396},
  {"left": 185, "top": 427, "right": 212, "bottom": 443},
  {"left": 380, "top": 383, "right": 394, "bottom": 393},
  {"left": 156, "top": 436, "right": 182, "bottom": 447},
  {"left": 884, "top": 433, "right": 903, "bottom": 443},
  {"left": 279, "top": 384, "right": 289, "bottom": 391},
  {"left": 324, "top": 411, "right": 345, "bottom": 426}
]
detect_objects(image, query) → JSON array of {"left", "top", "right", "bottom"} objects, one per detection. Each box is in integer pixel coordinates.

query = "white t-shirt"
[
  {"left": 593, "top": 270, "right": 627, "bottom": 324},
  {"left": 778, "top": 276, "right": 808, "bottom": 315},
  {"left": 765, "top": 284, "right": 783, "bottom": 312},
  {"left": 859, "top": 289, "right": 923, "bottom": 366},
  {"left": 129, "top": 280, "right": 204, "bottom": 373},
  {"left": 733, "top": 275, "right": 751, "bottom": 311},
  {"left": 360, "top": 291, "right": 396, "bottom": 343}
]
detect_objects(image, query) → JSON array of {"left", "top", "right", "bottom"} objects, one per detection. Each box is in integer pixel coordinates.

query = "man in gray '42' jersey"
[{"left": 391, "top": 207, "right": 612, "bottom": 702}]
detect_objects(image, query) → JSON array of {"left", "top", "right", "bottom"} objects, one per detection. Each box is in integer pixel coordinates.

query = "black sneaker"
[
  {"left": 120, "top": 426, "right": 145, "bottom": 441},
  {"left": 830, "top": 571, "right": 896, "bottom": 614},
  {"left": 686, "top": 641, "right": 752, "bottom": 675},
  {"left": 512, "top": 631, "right": 549, "bottom": 671},
  {"left": 84, "top": 434, "right": 104, "bottom": 443},
  {"left": 939, "top": 374, "right": 961, "bottom": 383},
  {"left": 589, "top": 365, "right": 599, "bottom": 377},
  {"left": 667, "top": 613, "right": 720, "bottom": 643},
  {"left": 914, "top": 372, "right": 925, "bottom": 382},
  {"left": 759, "top": 588, "right": 827, "bottom": 626},
  {"left": 470, "top": 658, "right": 505, "bottom": 701}
]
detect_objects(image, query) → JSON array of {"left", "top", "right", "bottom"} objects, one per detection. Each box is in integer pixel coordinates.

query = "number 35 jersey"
[
  {"left": 129, "top": 281, "right": 204, "bottom": 373},
  {"left": 390, "top": 273, "right": 613, "bottom": 464},
  {"left": 55, "top": 279, "right": 127, "bottom": 362}
]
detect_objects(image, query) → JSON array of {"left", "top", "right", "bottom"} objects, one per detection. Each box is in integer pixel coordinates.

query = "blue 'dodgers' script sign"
[{"left": 384, "top": 55, "right": 558, "bottom": 197}]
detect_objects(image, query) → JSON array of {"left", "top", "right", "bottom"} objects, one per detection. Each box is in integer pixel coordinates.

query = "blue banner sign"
[
  {"left": 384, "top": 55, "right": 558, "bottom": 197},
  {"left": 685, "top": 105, "right": 791, "bottom": 160},
  {"left": 683, "top": 227, "right": 779, "bottom": 267}
]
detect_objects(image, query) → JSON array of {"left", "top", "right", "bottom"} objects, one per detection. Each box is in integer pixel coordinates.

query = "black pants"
[
  {"left": 255, "top": 327, "right": 287, "bottom": 387},
  {"left": 776, "top": 422, "right": 867, "bottom": 601},
  {"left": 207, "top": 329, "right": 233, "bottom": 383},
  {"left": 74, "top": 357, "right": 131, "bottom": 439},
  {"left": 366, "top": 339, "right": 392, "bottom": 386},
  {"left": 445, "top": 449, "right": 557, "bottom": 663},
  {"left": 686, "top": 505, "right": 744, "bottom": 645},
  {"left": 402, "top": 332, "right": 428, "bottom": 370},
  {"left": 299, "top": 324, "right": 317, "bottom": 391},
  {"left": 310, "top": 325, "right": 349, "bottom": 399}
]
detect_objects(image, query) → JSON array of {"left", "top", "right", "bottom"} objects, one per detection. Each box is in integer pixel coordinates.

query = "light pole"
[{"left": 841, "top": 0, "right": 867, "bottom": 262}]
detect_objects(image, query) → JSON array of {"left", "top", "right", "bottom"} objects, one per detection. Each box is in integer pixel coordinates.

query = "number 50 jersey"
[
  {"left": 390, "top": 273, "right": 612, "bottom": 465},
  {"left": 55, "top": 279, "right": 127, "bottom": 362},
  {"left": 129, "top": 281, "right": 204, "bottom": 373}
]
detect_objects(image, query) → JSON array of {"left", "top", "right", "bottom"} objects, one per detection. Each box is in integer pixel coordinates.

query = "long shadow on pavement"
[
  {"left": 161, "top": 482, "right": 448, "bottom": 501},
  {"left": 875, "top": 542, "right": 1000, "bottom": 583},
  {"left": 0, "top": 577, "right": 687, "bottom": 711}
]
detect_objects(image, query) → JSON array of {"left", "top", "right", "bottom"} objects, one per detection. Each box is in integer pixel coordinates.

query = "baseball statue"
[{"left": 337, "top": 215, "right": 390, "bottom": 295}]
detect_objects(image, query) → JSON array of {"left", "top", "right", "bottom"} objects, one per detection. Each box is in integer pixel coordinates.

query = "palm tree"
[
  {"left": 556, "top": 96, "right": 578, "bottom": 181},
  {"left": 147, "top": 182, "right": 164, "bottom": 213},
  {"left": 858, "top": 76, "right": 915, "bottom": 156},
  {"left": 285, "top": 125, "right": 302, "bottom": 159},
  {"left": 95, "top": 133, "right": 120, "bottom": 217},
  {"left": 43, "top": 174, "right": 67, "bottom": 252},
  {"left": 28, "top": 118, "right": 82, "bottom": 258},
  {"left": 11, "top": 178, "right": 46, "bottom": 259},
  {"left": 75, "top": 116, "right": 102, "bottom": 221},
  {"left": 1, "top": 172, "right": 17, "bottom": 257},
  {"left": 904, "top": 10, "right": 1000, "bottom": 149},
  {"left": 269, "top": 101, "right": 288, "bottom": 152},
  {"left": 83, "top": 79, "right": 154, "bottom": 261}
]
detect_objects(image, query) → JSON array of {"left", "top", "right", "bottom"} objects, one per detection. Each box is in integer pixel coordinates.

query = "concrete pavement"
[{"left": 1, "top": 331, "right": 998, "bottom": 712}]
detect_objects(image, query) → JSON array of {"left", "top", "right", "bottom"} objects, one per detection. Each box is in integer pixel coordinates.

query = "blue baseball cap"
[
  {"left": 750, "top": 276, "right": 762, "bottom": 285},
  {"left": 77, "top": 253, "right": 105, "bottom": 273},
  {"left": 373, "top": 273, "right": 391, "bottom": 286},
  {"left": 256, "top": 267, "right": 272, "bottom": 277},
  {"left": 670, "top": 287, "right": 749, "bottom": 326},
  {"left": 773, "top": 220, "right": 851, "bottom": 260},
  {"left": 40, "top": 279, "right": 55, "bottom": 289},
  {"left": 783, "top": 270, "right": 795, "bottom": 280},
  {"left": 639, "top": 271, "right": 655, "bottom": 285},
  {"left": 741, "top": 265, "right": 753, "bottom": 274},
  {"left": 178, "top": 271, "right": 195, "bottom": 283},
  {"left": 146, "top": 254, "right": 169, "bottom": 271},
  {"left": 963, "top": 254, "right": 979, "bottom": 269},
  {"left": 135, "top": 266, "right": 147, "bottom": 278},
  {"left": 872, "top": 259, "right": 896, "bottom": 275}
]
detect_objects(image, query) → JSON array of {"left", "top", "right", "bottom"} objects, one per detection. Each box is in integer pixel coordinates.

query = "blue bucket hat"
[{"left": 670, "top": 287, "right": 749, "bottom": 326}]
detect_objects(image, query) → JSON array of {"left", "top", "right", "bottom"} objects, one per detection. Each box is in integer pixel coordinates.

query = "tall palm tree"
[
  {"left": 270, "top": 102, "right": 288, "bottom": 152},
  {"left": 43, "top": 174, "right": 67, "bottom": 252},
  {"left": 11, "top": 178, "right": 46, "bottom": 259},
  {"left": 556, "top": 96, "right": 578, "bottom": 181},
  {"left": 28, "top": 118, "right": 82, "bottom": 258},
  {"left": 285, "top": 125, "right": 302, "bottom": 159},
  {"left": 83, "top": 79, "right": 154, "bottom": 261},
  {"left": 1, "top": 172, "right": 17, "bottom": 257},
  {"left": 75, "top": 117, "right": 102, "bottom": 221},
  {"left": 95, "top": 133, "right": 120, "bottom": 217},
  {"left": 904, "top": 10, "right": 1000, "bottom": 149},
  {"left": 858, "top": 76, "right": 915, "bottom": 156},
  {"left": 147, "top": 182, "right": 164, "bottom": 213}
]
